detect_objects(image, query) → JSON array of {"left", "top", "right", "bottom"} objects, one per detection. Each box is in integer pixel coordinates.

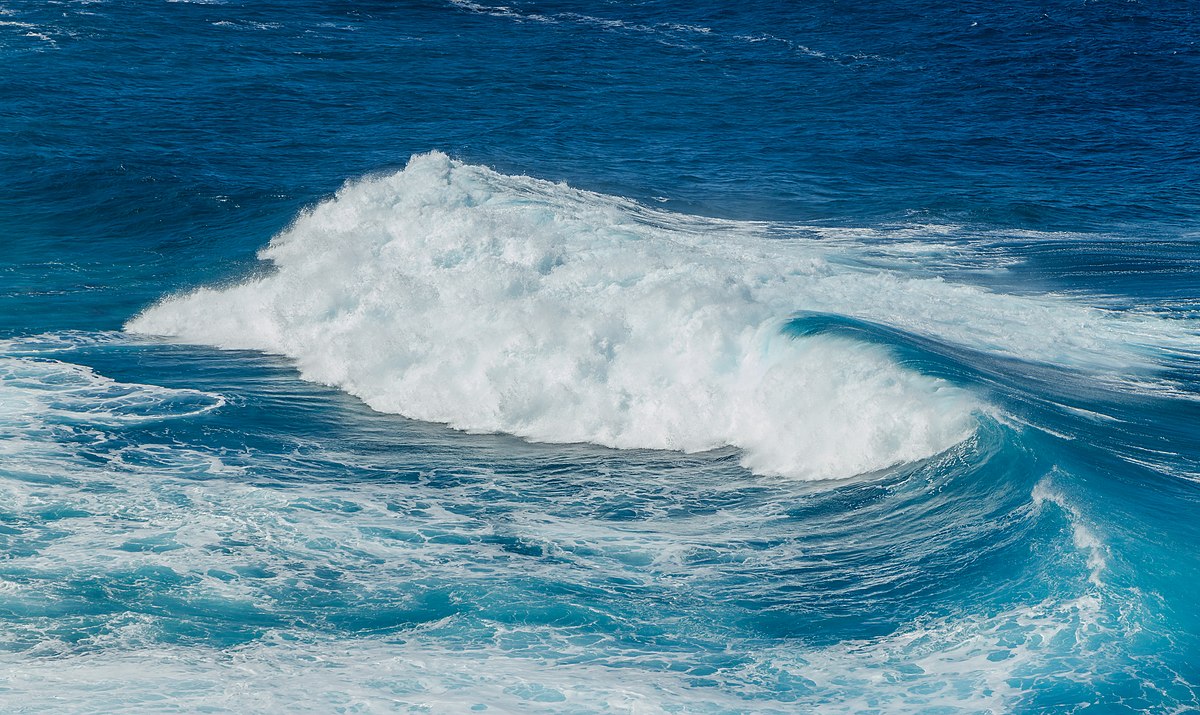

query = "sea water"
[{"left": 2, "top": 1, "right": 1199, "bottom": 712}]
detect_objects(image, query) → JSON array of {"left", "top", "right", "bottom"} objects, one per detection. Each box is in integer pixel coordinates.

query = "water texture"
[{"left": 2, "top": 1, "right": 1199, "bottom": 712}]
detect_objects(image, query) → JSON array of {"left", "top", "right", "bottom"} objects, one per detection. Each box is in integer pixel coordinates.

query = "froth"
[
  {"left": 0, "top": 357, "right": 225, "bottom": 427},
  {"left": 127, "top": 153, "right": 987, "bottom": 479},
  {"left": 130, "top": 153, "right": 1195, "bottom": 477}
]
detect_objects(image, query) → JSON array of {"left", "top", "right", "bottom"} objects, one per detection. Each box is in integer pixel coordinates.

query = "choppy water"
[{"left": 2, "top": 1, "right": 1199, "bottom": 712}]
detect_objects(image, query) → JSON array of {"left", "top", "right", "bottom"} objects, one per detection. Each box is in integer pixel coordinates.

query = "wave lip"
[{"left": 128, "top": 151, "right": 983, "bottom": 479}]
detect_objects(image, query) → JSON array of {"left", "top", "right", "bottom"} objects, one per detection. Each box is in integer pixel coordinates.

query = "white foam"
[
  {"left": 0, "top": 623, "right": 1034, "bottom": 714},
  {"left": 0, "top": 372, "right": 1189, "bottom": 712},
  {"left": 126, "top": 154, "right": 982, "bottom": 479},
  {"left": 0, "top": 357, "right": 225, "bottom": 428},
  {"left": 0, "top": 18, "right": 57, "bottom": 47},
  {"left": 1032, "top": 477, "right": 1109, "bottom": 585},
  {"left": 126, "top": 153, "right": 1196, "bottom": 479}
]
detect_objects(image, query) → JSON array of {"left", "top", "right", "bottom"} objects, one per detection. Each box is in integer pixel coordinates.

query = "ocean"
[{"left": 2, "top": 1, "right": 1199, "bottom": 712}]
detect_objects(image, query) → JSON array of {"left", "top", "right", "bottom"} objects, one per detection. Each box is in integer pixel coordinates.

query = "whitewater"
[
  {"left": 127, "top": 152, "right": 1195, "bottom": 481},
  {"left": 5, "top": 0, "right": 1200, "bottom": 711},
  {"left": 3, "top": 158, "right": 1197, "bottom": 714}
]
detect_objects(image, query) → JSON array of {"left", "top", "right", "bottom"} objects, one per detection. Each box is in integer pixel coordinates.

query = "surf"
[{"left": 127, "top": 152, "right": 1196, "bottom": 480}]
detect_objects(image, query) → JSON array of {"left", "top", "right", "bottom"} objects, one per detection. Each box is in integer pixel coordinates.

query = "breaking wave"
[{"left": 127, "top": 152, "right": 1194, "bottom": 479}]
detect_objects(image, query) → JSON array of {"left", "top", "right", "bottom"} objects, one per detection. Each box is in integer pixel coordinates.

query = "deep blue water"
[{"left": 2, "top": 1, "right": 1199, "bottom": 712}]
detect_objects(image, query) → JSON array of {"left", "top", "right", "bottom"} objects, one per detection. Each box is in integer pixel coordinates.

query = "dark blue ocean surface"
[{"left": 2, "top": 1, "right": 1199, "bottom": 712}]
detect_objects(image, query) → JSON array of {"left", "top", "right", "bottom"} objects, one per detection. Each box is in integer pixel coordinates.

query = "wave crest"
[{"left": 130, "top": 152, "right": 991, "bottom": 479}]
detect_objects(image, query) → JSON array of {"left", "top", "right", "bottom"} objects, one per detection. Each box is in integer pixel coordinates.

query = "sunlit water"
[{"left": 2, "top": 1, "right": 1199, "bottom": 712}]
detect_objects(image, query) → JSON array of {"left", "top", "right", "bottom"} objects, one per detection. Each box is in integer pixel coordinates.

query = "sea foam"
[
  {"left": 0, "top": 357, "right": 224, "bottom": 428},
  {"left": 127, "top": 152, "right": 1187, "bottom": 479}
]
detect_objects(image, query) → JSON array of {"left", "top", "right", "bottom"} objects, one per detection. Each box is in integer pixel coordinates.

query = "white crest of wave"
[{"left": 129, "top": 152, "right": 995, "bottom": 479}]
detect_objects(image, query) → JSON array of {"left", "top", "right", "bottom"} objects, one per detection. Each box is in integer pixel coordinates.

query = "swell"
[{"left": 127, "top": 152, "right": 1198, "bottom": 480}]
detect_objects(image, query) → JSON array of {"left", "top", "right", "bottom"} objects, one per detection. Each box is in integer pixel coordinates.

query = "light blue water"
[{"left": 2, "top": 1, "right": 1199, "bottom": 712}]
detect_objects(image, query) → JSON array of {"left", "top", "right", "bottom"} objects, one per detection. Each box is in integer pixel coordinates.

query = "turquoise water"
[{"left": 2, "top": 1, "right": 1199, "bottom": 712}]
